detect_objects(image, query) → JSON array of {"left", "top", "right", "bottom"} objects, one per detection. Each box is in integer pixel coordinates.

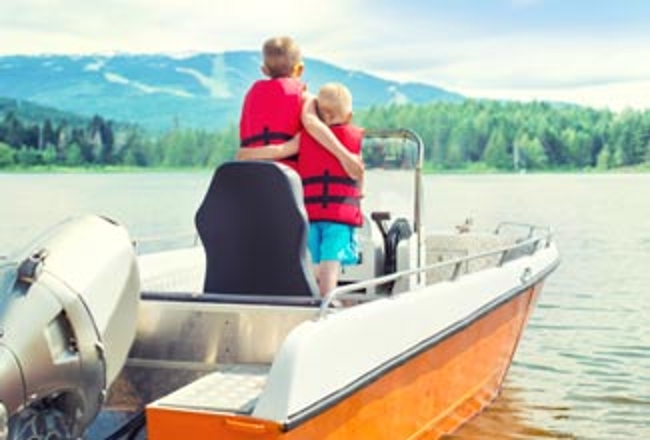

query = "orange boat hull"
[{"left": 147, "top": 280, "right": 543, "bottom": 440}]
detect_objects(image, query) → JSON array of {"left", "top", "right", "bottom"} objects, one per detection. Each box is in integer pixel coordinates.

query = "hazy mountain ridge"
[
  {"left": 0, "top": 52, "right": 463, "bottom": 131},
  {"left": 0, "top": 96, "right": 89, "bottom": 127}
]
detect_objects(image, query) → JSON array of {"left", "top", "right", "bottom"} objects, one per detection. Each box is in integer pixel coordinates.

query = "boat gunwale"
[
  {"left": 319, "top": 227, "right": 555, "bottom": 315},
  {"left": 281, "top": 250, "right": 560, "bottom": 431},
  {"left": 137, "top": 226, "right": 555, "bottom": 314}
]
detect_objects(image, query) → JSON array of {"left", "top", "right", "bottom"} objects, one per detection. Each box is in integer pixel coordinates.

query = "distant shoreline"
[{"left": 2, "top": 163, "right": 649, "bottom": 175}]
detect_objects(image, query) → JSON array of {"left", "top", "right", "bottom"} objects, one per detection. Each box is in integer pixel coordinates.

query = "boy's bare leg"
[
  {"left": 312, "top": 264, "right": 320, "bottom": 288},
  {"left": 318, "top": 260, "right": 341, "bottom": 297}
]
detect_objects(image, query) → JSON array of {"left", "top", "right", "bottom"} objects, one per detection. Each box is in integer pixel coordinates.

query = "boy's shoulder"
[
  {"left": 244, "top": 78, "right": 306, "bottom": 105},
  {"left": 247, "top": 77, "right": 305, "bottom": 94},
  {"left": 254, "top": 76, "right": 304, "bottom": 86}
]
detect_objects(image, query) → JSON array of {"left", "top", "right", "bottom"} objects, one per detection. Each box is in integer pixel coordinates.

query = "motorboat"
[{"left": 0, "top": 129, "right": 560, "bottom": 439}]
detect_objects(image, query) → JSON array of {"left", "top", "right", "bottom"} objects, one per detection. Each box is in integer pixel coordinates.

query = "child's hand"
[
  {"left": 342, "top": 154, "right": 364, "bottom": 181},
  {"left": 236, "top": 149, "right": 260, "bottom": 160}
]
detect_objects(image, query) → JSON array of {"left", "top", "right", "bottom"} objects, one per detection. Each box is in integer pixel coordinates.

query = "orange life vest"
[
  {"left": 299, "top": 124, "right": 364, "bottom": 226},
  {"left": 239, "top": 78, "right": 304, "bottom": 168}
]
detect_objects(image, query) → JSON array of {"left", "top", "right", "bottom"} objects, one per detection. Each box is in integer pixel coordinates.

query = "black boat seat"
[{"left": 195, "top": 161, "right": 320, "bottom": 297}]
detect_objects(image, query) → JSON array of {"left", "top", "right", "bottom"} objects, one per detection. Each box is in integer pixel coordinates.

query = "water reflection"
[{"left": 446, "top": 384, "right": 575, "bottom": 440}]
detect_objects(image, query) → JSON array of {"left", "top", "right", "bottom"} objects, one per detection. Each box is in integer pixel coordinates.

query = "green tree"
[
  {"left": 2, "top": 111, "right": 23, "bottom": 147},
  {"left": 120, "top": 128, "right": 150, "bottom": 167},
  {"left": 517, "top": 134, "right": 548, "bottom": 170},
  {"left": 64, "top": 142, "right": 84, "bottom": 166},
  {"left": 0, "top": 142, "right": 15, "bottom": 168},
  {"left": 596, "top": 145, "right": 613, "bottom": 170},
  {"left": 42, "top": 119, "right": 57, "bottom": 148},
  {"left": 483, "top": 128, "right": 511, "bottom": 169},
  {"left": 14, "top": 147, "right": 43, "bottom": 166}
]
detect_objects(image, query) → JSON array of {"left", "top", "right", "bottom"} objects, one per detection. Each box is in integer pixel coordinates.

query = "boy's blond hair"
[
  {"left": 262, "top": 36, "right": 302, "bottom": 78},
  {"left": 317, "top": 83, "right": 353, "bottom": 123}
]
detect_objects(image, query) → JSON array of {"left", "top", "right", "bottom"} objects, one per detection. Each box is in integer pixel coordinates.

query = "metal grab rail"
[
  {"left": 132, "top": 231, "right": 200, "bottom": 253},
  {"left": 495, "top": 221, "right": 552, "bottom": 239},
  {"left": 318, "top": 229, "right": 553, "bottom": 318}
]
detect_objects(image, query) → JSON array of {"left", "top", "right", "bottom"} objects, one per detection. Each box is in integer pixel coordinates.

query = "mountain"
[
  {"left": 0, "top": 52, "right": 463, "bottom": 131},
  {"left": 0, "top": 96, "right": 90, "bottom": 127}
]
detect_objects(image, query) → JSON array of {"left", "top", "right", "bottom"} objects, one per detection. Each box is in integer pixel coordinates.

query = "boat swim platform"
[{"left": 150, "top": 363, "right": 270, "bottom": 415}]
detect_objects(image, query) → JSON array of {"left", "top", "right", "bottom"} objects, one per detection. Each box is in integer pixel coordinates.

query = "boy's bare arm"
[
  {"left": 235, "top": 135, "right": 300, "bottom": 160},
  {"left": 301, "top": 96, "right": 364, "bottom": 180}
]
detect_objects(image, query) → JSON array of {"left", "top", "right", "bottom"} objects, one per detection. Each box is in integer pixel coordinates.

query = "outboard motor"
[{"left": 0, "top": 215, "right": 140, "bottom": 439}]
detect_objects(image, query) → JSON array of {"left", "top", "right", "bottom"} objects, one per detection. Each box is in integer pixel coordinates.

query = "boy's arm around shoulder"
[
  {"left": 235, "top": 135, "right": 300, "bottom": 160},
  {"left": 301, "top": 95, "right": 364, "bottom": 181}
]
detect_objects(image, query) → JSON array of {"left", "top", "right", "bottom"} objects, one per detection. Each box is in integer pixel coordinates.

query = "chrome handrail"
[
  {"left": 495, "top": 221, "right": 552, "bottom": 240},
  {"left": 132, "top": 231, "right": 200, "bottom": 252},
  {"left": 318, "top": 229, "right": 553, "bottom": 318}
]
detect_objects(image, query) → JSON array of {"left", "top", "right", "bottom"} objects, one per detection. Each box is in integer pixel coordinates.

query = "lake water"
[{"left": 1, "top": 171, "right": 649, "bottom": 439}]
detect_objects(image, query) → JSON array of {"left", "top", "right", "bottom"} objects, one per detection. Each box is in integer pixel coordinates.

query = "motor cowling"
[{"left": 0, "top": 215, "right": 140, "bottom": 438}]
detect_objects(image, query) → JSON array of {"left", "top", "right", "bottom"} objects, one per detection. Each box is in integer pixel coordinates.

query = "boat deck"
[{"left": 151, "top": 363, "right": 270, "bottom": 414}]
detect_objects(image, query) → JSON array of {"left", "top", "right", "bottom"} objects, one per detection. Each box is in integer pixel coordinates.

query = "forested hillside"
[
  {"left": 1, "top": 97, "right": 649, "bottom": 171},
  {"left": 356, "top": 100, "right": 650, "bottom": 171}
]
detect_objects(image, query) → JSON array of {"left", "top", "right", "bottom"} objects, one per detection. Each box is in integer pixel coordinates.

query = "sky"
[{"left": 2, "top": 0, "right": 650, "bottom": 111}]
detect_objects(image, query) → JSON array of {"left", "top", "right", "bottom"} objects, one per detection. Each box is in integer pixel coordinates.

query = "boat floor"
[{"left": 151, "top": 363, "right": 270, "bottom": 414}]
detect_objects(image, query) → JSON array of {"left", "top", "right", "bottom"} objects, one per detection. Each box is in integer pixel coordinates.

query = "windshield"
[
  {"left": 359, "top": 129, "right": 424, "bottom": 236},
  {"left": 362, "top": 132, "right": 419, "bottom": 171}
]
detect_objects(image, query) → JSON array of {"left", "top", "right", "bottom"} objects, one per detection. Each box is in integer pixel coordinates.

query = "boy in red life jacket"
[
  {"left": 239, "top": 36, "right": 304, "bottom": 170},
  {"left": 237, "top": 36, "right": 363, "bottom": 180},
  {"left": 300, "top": 83, "right": 364, "bottom": 296}
]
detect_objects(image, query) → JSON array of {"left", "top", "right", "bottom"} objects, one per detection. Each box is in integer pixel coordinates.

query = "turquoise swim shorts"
[{"left": 308, "top": 221, "right": 359, "bottom": 265}]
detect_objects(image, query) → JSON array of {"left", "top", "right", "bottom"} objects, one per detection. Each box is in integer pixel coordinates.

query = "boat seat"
[{"left": 195, "top": 161, "right": 320, "bottom": 297}]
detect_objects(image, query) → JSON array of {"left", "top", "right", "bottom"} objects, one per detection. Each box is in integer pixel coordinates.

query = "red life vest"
[
  {"left": 299, "top": 124, "right": 364, "bottom": 226},
  {"left": 239, "top": 78, "right": 304, "bottom": 168}
]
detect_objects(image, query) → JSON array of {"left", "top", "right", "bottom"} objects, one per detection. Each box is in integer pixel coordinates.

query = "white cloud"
[
  {"left": 462, "top": 79, "right": 650, "bottom": 112},
  {"left": 0, "top": 0, "right": 355, "bottom": 55},
  {"left": 1, "top": 0, "right": 650, "bottom": 111},
  {"left": 337, "top": 23, "right": 650, "bottom": 111},
  {"left": 440, "top": 34, "right": 650, "bottom": 89}
]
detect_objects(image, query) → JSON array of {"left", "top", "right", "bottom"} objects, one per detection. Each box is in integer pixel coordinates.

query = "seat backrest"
[{"left": 195, "top": 161, "right": 319, "bottom": 297}]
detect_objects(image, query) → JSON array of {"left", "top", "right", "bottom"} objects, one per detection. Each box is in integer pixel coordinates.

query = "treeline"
[
  {"left": 2, "top": 98, "right": 650, "bottom": 171},
  {"left": 356, "top": 100, "right": 650, "bottom": 170},
  {"left": 0, "top": 110, "right": 238, "bottom": 168}
]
